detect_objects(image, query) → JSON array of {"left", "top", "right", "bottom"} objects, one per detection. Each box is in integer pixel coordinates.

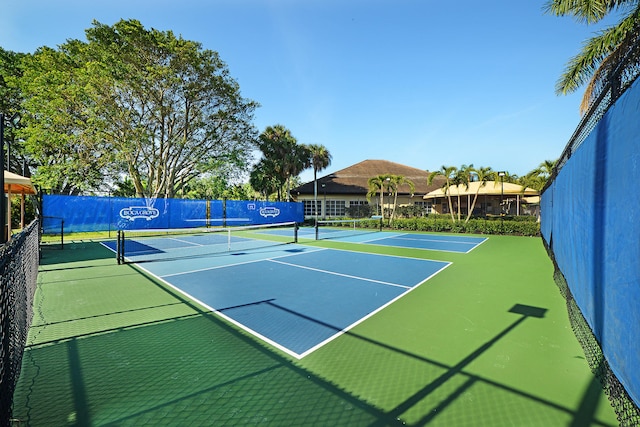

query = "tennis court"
[
  {"left": 11, "top": 229, "right": 620, "bottom": 426},
  {"left": 299, "top": 223, "right": 487, "bottom": 253},
  {"left": 102, "top": 226, "right": 450, "bottom": 358}
]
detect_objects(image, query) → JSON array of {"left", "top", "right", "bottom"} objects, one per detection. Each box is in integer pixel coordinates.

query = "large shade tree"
[
  {"left": 17, "top": 19, "right": 258, "bottom": 196},
  {"left": 545, "top": 0, "right": 640, "bottom": 113}
]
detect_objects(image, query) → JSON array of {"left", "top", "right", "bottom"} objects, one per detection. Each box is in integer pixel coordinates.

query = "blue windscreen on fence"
[
  {"left": 42, "top": 195, "right": 303, "bottom": 233},
  {"left": 541, "top": 78, "right": 640, "bottom": 408}
]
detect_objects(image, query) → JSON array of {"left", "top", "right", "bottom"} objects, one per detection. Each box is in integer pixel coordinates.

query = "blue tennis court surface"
[
  {"left": 297, "top": 227, "right": 487, "bottom": 253},
  {"left": 127, "top": 244, "right": 450, "bottom": 358}
]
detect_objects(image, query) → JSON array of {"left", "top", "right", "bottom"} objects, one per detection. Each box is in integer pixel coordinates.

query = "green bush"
[{"left": 385, "top": 216, "right": 539, "bottom": 236}]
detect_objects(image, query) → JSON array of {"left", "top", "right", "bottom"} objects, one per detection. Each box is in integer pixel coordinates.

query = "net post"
[
  {"left": 379, "top": 216, "right": 383, "bottom": 231},
  {"left": 315, "top": 223, "right": 319, "bottom": 240},
  {"left": 61, "top": 219, "right": 64, "bottom": 249},
  {"left": 294, "top": 223, "right": 298, "bottom": 243},
  {"left": 116, "top": 230, "right": 121, "bottom": 264}
]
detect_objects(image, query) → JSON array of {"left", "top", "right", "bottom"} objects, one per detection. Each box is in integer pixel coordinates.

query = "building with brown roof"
[{"left": 292, "top": 159, "right": 445, "bottom": 219}]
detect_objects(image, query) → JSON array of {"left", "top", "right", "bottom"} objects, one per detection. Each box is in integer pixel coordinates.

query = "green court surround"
[{"left": 11, "top": 233, "right": 618, "bottom": 426}]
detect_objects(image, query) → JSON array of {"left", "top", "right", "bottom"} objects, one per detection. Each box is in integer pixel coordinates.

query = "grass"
[{"left": 11, "top": 232, "right": 619, "bottom": 426}]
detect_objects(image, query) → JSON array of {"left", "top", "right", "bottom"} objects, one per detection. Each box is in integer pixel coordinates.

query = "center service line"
[{"left": 267, "top": 259, "right": 411, "bottom": 290}]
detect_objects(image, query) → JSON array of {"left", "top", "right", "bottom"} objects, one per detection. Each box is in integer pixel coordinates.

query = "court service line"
[
  {"left": 298, "top": 261, "right": 452, "bottom": 358},
  {"left": 159, "top": 247, "right": 328, "bottom": 278},
  {"left": 167, "top": 237, "right": 206, "bottom": 247},
  {"left": 267, "top": 259, "right": 411, "bottom": 290},
  {"left": 133, "top": 263, "right": 304, "bottom": 359},
  {"left": 359, "top": 233, "right": 407, "bottom": 244},
  {"left": 391, "top": 236, "right": 479, "bottom": 245}
]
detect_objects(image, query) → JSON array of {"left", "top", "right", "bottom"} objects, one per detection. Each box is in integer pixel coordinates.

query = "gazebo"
[
  {"left": 4, "top": 170, "right": 36, "bottom": 238},
  {"left": 423, "top": 181, "right": 540, "bottom": 216}
]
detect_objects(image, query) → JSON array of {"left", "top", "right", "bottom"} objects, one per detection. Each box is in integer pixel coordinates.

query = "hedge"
[{"left": 317, "top": 216, "right": 540, "bottom": 237}]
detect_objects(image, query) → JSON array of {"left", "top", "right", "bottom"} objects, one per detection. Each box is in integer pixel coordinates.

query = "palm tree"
[
  {"left": 388, "top": 175, "right": 415, "bottom": 225},
  {"left": 249, "top": 158, "right": 279, "bottom": 201},
  {"left": 545, "top": 0, "right": 640, "bottom": 113},
  {"left": 455, "top": 164, "right": 474, "bottom": 221},
  {"left": 367, "top": 174, "right": 393, "bottom": 220},
  {"left": 491, "top": 171, "right": 518, "bottom": 215},
  {"left": 285, "top": 143, "right": 311, "bottom": 201},
  {"left": 257, "top": 124, "right": 311, "bottom": 201},
  {"left": 465, "top": 166, "right": 493, "bottom": 223},
  {"left": 517, "top": 172, "right": 545, "bottom": 193},
  {"left": 428, "top": 166, "right": 457, "bottom": 222},
  {"left": 535, "top": 159, "right": 557, "bottom": 180},
  {"left": 306, "top": 144, "right": 332, "bottom": 223}
]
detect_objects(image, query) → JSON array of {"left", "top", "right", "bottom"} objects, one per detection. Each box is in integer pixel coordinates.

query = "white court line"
[
  {"left": 391, "top": 236, "right": 477, "bottom": 245},
  {"left": 131, "top": 246, "right": 452, "bottom": 360},
  {"left": 357, "top": 233, "right": 488, "bottom": 253},
  {"left": 160, "top": 246, "right": 328, "bottom": 278},
  {"left": 297, "top": 261, "right": 452, "bottom": 358},
  {"left": 267, "top": 259, "right": 411, "bottom": 290},
  {"left": 359, "top": 233, "right": 407, "bottom": 244},
  {"left": 167, "top": 236, "right": 206, "bottom": 247},
  {"left": 132, "top": 262, "right": 303, "bottom": 359}
]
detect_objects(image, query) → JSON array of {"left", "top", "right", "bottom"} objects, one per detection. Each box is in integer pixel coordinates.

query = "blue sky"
[{"left": 1, "top": 0, "right": 618, "bottom": 183}]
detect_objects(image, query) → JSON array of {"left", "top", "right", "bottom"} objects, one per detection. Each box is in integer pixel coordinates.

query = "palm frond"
[
  {"left": 556, "top": 13, "right": 636, "bottom": 95},
  {"left": 544, "top": 0, "right": 633, "bottom": 24},
  {"left": 578, "top": 10, "right": 640, "bottom": 110}
]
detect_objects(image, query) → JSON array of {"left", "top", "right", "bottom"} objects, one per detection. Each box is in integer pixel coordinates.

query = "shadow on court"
[
  {"left": 11, "top": 241, "right": 617, "bottom": 426},
  {"left": 13, "top": 274, "right": 399, "bottom": 426}
]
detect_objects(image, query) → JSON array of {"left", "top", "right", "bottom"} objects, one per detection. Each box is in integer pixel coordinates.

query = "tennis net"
[
  {"left": 314, "top": 218, "right": 382, "bottom": 241},
  {"left": 116, "top": 222, "right": 298, "bottom": 264}
]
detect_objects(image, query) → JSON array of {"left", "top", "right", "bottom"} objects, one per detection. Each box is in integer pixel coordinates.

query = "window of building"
[
  {"left": 325, "top": 200, "right": 346, "bottom": 217},
  {"left": 347, "top": 200, "right": 370, "bottom": 218},
  {"left": 413, "top": 201, "right": 433, "bottom": 214},
  {"left": 304, "top": 200, "right": 321, "bottom": 216}
]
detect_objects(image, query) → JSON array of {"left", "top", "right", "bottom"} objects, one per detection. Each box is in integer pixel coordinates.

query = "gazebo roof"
[
  {"left": 423, "top": 181, "right": 539, "bottom": 199},
  {"left": 4, "top": 171, "right": 36, "bottom": 195}
]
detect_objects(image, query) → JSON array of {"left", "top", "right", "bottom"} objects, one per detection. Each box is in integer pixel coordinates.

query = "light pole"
[
  {"left": 498, "top": 171, "right": 506, "bottom": 216},
  {"left": 0, "top": 112, "right": 21, "bottom": 243},
  {"left": 384, "top": 177, "right": 390, "bottom": 221},
  {"left": 0, "top": 113, "right": 5, "bottom": 243},
  {"left": 321, "top": 183, "right": 326, "bottom": 220}
]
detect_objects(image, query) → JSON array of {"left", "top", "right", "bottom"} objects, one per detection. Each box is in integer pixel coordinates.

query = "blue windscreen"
[
  {"left": 43, "top": 196, "right": 303, "bottom": 233},
  {"left": 541, "top": 78, "right": 640, "bottom": 407}
]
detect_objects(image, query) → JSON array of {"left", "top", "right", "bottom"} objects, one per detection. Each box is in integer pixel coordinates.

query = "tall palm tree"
[
  {"left": 428, "top": 166, "right": 457, "bottom": 222},
  {"left": 545, "top": 0, "right": 640, "bottom": 113},
  {"left": 285, "top": 143, "right": 311, "bottom": 201},
  {"left": 456, "top": 164, "right": 474, "bottom": 221},
  {"left": 306, "top": 144, "right": 332, "bottom": 223},
  {"left": 367, "top": 174, "right": 393, "bottom": 220},
  {"left": 388, "top": 175, "right": 415, "bottom": 225},
  {"left": 465, "top": 166, "right": 493, "bottom": 223},
  {"left": 257, "top": 124, "right": 310, "bottom": 201}
]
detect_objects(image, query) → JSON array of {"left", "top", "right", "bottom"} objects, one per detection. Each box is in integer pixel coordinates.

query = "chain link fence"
[{"left": 0, "top": 220, "right": 40, "bottom": 427}]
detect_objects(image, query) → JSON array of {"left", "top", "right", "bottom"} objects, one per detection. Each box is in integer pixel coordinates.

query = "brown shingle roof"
[{"left": 293, "top": 159, "right": 446, "bottom": 196}]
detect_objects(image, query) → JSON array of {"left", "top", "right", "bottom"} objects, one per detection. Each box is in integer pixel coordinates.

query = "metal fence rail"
[{"left": 0, "top": 220, "right": 40, "bottom": 427}]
